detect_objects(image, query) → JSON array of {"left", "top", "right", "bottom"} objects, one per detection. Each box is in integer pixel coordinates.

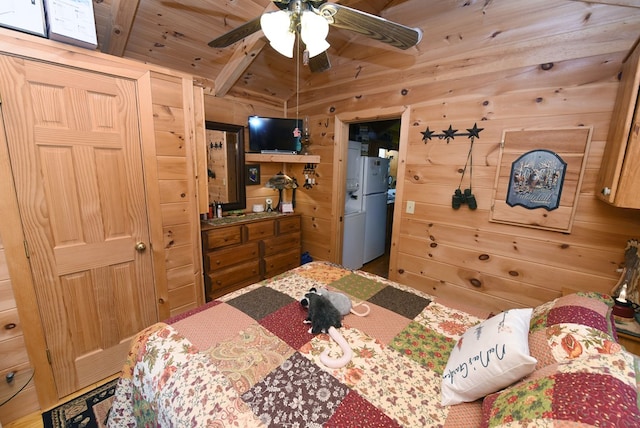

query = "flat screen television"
[{"left": 248, "top": 116, "right": 302, "bottom": 153}]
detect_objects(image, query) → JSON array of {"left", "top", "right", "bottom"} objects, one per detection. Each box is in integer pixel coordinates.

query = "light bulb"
[
  {"left": 261, "top": 11, "right": 295, "bottom": 58},
  {"left": 300, "top": 11, "right": 330, "bottom": 58}
]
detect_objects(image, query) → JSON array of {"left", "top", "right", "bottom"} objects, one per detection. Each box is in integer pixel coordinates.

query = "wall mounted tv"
[{"left": 248, "top": 116, "right": 302, "bottom": 154}]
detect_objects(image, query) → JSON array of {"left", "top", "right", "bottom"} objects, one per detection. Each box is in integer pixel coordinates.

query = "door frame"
[{"left": 331, "top": 106, "right": 411, "bottom": 275}]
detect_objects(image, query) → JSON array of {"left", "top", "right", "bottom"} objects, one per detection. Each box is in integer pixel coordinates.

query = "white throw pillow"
[{"left": 441, "top": 308, "right": 537, "bottom": 406}]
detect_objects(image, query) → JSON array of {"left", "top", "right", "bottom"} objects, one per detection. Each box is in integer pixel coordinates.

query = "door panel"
[{"left": 0, "top": 56, "right": 157, "bottom": 397}]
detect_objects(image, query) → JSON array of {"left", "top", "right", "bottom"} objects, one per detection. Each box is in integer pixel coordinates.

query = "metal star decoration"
[
  {"left": 466, "top": 123, "right": 484, "bottom": 139},
  {"left": 421, "top": 122, "right": 483, "bottom": 144},
  {"left": 443, "top": 125, "right": 458, "bottom": 142},
  {"left": 421, "top": 127, "right": 435, "bottom": 141}
]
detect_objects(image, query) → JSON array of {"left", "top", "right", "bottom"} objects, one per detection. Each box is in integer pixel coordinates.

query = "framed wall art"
[
  {"left": 246, "top": 164, "right": 261, "bottom": 185},
  {"left": 490, "top": 127, "right": 592, "bottom": 233}
]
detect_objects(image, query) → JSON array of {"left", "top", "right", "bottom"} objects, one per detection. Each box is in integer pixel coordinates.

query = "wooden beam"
[
  {"left": 213, "top": 2, "right": 282, "bottom": 98},
  {"left": 214, "top": 34, "right": 267, "bottom": 97},
  {"left": 102, "top": 0, "right": 141, "bottom": 56}
]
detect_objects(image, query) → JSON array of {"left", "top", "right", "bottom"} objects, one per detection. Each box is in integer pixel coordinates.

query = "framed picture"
[
  {"left": 506, "top": 149, "right": 566, "bottom": 211},
  {"left": 490, "top": 127, "right": 592, "bottom": 233},
  {"left": 246, "top": 164, "right": 261, "bottom": 185}
]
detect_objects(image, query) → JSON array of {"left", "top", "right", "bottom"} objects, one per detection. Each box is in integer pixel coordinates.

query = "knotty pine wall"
[{"left": 281, "top": 1, "right": 640, "bottom": 312}]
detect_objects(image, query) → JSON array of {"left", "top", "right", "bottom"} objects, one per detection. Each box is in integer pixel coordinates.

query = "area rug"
[{"left": 42, "top": 379, "right": 119, "bottom": 428}]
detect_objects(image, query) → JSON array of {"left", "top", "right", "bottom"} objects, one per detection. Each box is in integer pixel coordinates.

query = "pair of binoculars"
[{"left": 452, "top": 188, "right": 477, "bottom": 210}]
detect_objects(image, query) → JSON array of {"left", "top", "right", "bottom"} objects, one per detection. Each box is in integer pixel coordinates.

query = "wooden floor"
[
  {"left": 360, "top": 251, "right": 390, "bottom": 278},
  {"left": 4, "top": 375, "right": 119, "bottom": 428}
]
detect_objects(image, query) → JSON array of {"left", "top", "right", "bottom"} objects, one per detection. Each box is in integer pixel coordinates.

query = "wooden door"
[{"left": 0, "top": 56, "right": 157, "bottom": 397}]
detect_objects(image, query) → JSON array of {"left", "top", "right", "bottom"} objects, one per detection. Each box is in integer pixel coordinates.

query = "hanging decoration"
[
  {"left": 489, "top": 127, "right": 592, "bottom": 233},
  {"left": 421, "top": 123, "right": 483, "bottom": 144},
  {"left": 420, "top": 122, "right": 483, "bottom": 210}
]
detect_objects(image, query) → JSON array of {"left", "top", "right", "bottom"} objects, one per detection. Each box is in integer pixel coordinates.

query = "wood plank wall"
[
  {"left": 282, "top": 0, "right": 640, "bottom": 313},
  {"left": 148, "top": 72, "right": 205, "bottom": 319},
  {"left": 0, "top": 233, "right": 39, "bottom": 424}
]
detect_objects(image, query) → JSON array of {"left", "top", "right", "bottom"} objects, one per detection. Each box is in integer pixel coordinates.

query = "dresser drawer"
[
  {"left": 263, "top": 232, "right": 301, "bottom": 257},
  {"left": 206, "top": 242, "right": 259, "bottom": 271},
  {"left": 264, "top": 249, "right": 300, "bottom": 277},
  {"left": 204, "top": 225, "right": 243, "bottom": 250},
  {"left": 277, "top": 215, "right": 301, "bottom": 235},
  {"left": 246, "top": 220, "right": 275, "bottom": 241},
  {"left": 207, "top": 260, "right": 261, "bottom": 291}
]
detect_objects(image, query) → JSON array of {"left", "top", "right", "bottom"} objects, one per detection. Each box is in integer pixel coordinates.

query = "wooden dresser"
[{"left": 201, "top": 213, "right": 302, "bottom": 300}]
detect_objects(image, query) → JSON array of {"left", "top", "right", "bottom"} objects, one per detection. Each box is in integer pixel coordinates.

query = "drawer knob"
[
  {"left": 601, "top": 187, "right": 611, "bottom": 196},
  {"left": 4, "top": 323, "right": 17, "bottom": 330}
]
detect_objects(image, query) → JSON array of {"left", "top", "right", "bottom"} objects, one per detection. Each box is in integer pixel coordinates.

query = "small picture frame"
[{"left": 246, "top": 164, "right": 261, "bottom": 185}]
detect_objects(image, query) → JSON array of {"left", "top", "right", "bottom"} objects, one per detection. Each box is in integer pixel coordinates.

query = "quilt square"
[
  {"left": 242, "top": 352, "right": 350, "bottom": 426},
  {"left": 156, "top": 352, "right": 262, "bottom": 427},
  {"left": 390, "top": 321, "right": 455, "bottom": 374},
  {"left": 260, "top": 301, "right": 314, "bottom": 349},
  {"left": 329, "top": 273, "right": 387, "bottom": 301},
  {"left": 227, "top": 286, "right": 295, "bottom": 320},
  {"left": 344, "top": 303, "right": 411, "bottom": 345},
  {"left": 353, "top": 340, "right": 447, "bottom": 427},
  {"left": 368, "top": 286, "right": 431, "bottom": 319},
  {"left": 208, "top": 323, "right": 295, "bottom": 394},
  {"left": 296, "top": 261, "right": 353, "bottom": 284},
  {"left": 300, "top": 326, "right": 382, "bottom": 388},
  {"left": 326, "top": 390, "right": 401, "bottom": 428},
  {"left": 170, "top": 302, "right": 255, "bottom": 350}
]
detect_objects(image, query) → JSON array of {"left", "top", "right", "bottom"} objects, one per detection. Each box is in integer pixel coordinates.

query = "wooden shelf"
[{"left": 245, "top": 153, "right": 320, "bottom": 163}]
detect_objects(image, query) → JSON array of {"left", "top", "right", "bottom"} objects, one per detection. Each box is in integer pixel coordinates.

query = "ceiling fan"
[{"left": 208, "top": 0, "right": 423, "bottom": 73}]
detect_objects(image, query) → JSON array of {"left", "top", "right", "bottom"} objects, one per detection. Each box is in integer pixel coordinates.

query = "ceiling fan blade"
[
  {"left": 318, "top": 3, "right": 422, "bottom": 50},
  {"left": 208, "top": 16, "right": 262, "bottom": 48},
  {"left": 308, "top": 51, "right": 331, "bottom": 73}
]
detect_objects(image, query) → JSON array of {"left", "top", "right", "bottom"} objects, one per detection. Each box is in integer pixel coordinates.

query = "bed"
[{"left": 107, "top": 261, "right": 640, "bottom": 427}]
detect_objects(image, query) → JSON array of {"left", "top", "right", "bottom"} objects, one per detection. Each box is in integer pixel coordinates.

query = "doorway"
[{"left": 336, "top": 113, "right": 405, "bottom": 279}]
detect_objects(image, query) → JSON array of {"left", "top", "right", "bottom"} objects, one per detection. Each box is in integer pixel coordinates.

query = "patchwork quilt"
[{"left": 107, "top": 261, "right": 640, "bottom": 427}]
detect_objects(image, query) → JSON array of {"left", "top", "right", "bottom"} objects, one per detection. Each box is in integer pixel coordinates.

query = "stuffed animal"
[
  {"left": 302, "top": 292, "right": 352, "bottom": 369},
  {"left": 301, "top": 287, "right": 370, "bottom": 317}
]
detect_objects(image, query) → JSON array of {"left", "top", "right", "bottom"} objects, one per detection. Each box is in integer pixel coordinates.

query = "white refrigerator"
[
  {"left": 362, "top": 156, "right": 389, "bottom": 263},
  {"left": 342, "top": 142, "right": 389, "bottom": 269},
  {"left": 342, "top": 142, "right": 366, "bottom": 270}
]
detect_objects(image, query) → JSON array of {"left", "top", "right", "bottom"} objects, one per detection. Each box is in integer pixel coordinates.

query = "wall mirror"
[{"left": 206, "top": 121, "right": 246, "bottom": 211}]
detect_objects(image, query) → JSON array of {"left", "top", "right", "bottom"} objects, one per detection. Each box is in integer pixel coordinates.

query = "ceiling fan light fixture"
[
  {"left": 300, "top": 10, "right": 330, "bottom": 58},
  {"left": 261, "top": 10, "right": 295, "bottom": 58}
]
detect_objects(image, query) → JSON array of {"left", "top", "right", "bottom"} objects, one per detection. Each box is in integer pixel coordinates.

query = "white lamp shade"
[
  {"left": 300, "top": 11, "right": 330, "bottom": 58},
  {"left": 261, "top": 11, "right": 295, "bottom": 58}
]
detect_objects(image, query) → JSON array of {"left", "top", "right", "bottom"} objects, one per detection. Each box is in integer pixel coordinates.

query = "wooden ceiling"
[
  {"left": 91, "top": 0, "right": 436, "bottom": 105},
  {"left": 92, "top": 0, "right": 640, "bottom": 108}
]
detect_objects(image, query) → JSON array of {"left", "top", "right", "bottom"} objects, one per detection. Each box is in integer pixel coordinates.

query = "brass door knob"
[{"left": 135, "top": 242, "right": 147, "bottom": 252}]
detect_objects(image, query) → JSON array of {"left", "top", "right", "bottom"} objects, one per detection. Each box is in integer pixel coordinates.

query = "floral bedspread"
[{"left": 107, "top": 261, "right": 494, "bottom": 427}]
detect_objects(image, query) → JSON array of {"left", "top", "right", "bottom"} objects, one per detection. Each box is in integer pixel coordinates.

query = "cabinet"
[
  {"left": 596, "top": 37, "right": 640, "bottom": 208},
  {"left": 202, "top": 214, "right": 301, "bottom": 300}
]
